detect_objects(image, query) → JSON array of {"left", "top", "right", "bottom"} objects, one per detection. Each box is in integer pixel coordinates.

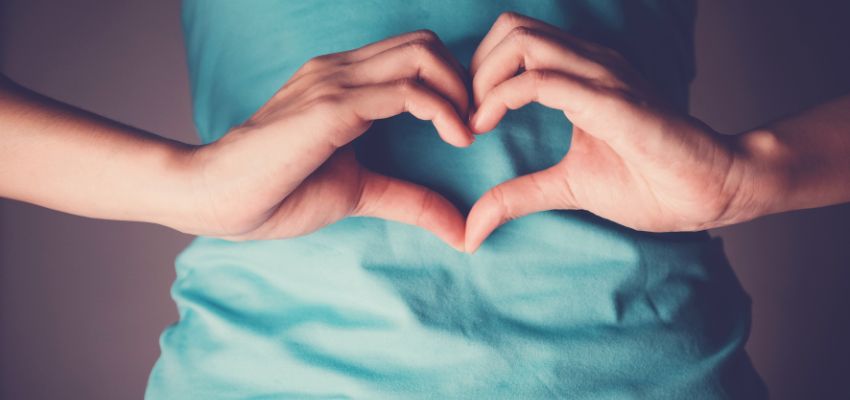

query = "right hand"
[{"left": 185, "top": 30, "right": 473, "bottom": 250}]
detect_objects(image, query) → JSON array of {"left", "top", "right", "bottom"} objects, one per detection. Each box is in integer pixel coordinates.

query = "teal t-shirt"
[{"left": 146, "top": 1, "right": 767, "bottom": 398}]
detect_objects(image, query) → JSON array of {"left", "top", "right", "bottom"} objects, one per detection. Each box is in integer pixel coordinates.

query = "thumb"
[
  {"left": 465, "top": 164, "right": 578, "bottom": 253},
  {"left": 352, "top": 169, "right": 466, "bottom": 252}
]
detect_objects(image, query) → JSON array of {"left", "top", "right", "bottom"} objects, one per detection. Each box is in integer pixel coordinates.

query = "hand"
[
  {"left": 187, "top": 30, "right": 473, "bottom": 250},
  {"left": 464, "top": 13, "right": 751, "bottom": 252}
]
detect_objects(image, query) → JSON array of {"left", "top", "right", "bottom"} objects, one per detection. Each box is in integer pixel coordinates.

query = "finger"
[
  {"left": 302, "top": 30, "right": 468, "bottom": 88},
  {"left": 342, "top": 29, "right": 442, "bottom": 62},
  {"left": 345, "top": 38, "right": 469, "bottom": 117},
  {"left": 471, "top": 12, "right": 586, "bottom": 77},
  {"left": 472, "top": 69, "right": 625, "bottom": 140},
  {"left": 471, "top": 27, "right": 609, "bottom": 106},
  {"left": 473, "top": 68, "right": 681, "bottom": 166},
  {"left": 341, "top": 30, "right": 469, "bottom": 82},
  {"left": 465, "top": 165, "right": 578, "bottom": 253},
  {"left": 340, "top": 79, "right": 474, "bottom": 147},
  {"left": 353, "top": 169, "right": 466, "bottom": 252}
]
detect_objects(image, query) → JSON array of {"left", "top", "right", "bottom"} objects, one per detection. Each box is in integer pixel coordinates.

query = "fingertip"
[
  {"left": 464, "top": 240, "right": 482, "bottom": 254},
  {"left": 450, "top": 239, "right": 466, "bottom": 253},
  {"left": 445, "top": 119, "right": 476, "bottom": 148},
  {"left": 463, "top": 201, "right": 495, "bottom": 254},
  {"left": 450, "top": 132, "right": 475, "bottom": 148},
  {"left": 468, "top": 111, "right": 480, "bottom": 133},
  {"left": 437, "top": 224, "right": 466, "bottom": 253},
  {"left": 463, "top": 227, "right": 486, "bottom": 254},
  {"left": 422, "top": 211, "right": 466, "bottom": 252},
  {"left": 426, "top": 196, "right": 468, "bottom": 252},
  {"left": 469, "top": 107, "right": 496, "bottom": 134}
]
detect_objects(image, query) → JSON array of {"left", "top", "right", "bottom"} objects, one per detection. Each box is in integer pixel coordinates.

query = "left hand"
[{"left": 464, "top": 12, "right": 751, "bottom": 252}]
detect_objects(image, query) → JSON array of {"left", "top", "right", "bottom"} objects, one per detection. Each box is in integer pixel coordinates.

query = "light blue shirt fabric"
[{"left": 146, "top": 1, "right": 767, "bottom": 398}]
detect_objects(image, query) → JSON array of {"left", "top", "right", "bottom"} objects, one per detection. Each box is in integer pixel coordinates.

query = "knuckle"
[
  {"left": 302, "top": 54, "right": 336, "bottom": 71},
  {"left": 507, "top": 27, "right": 546, "bottom": 53},
  {"left": 312, "top": 94, "right": 345, "bottom": 111},
  {"left": 408, "top": 29, "right": 439, "bottom": 43},
  {"left": 495, "top": 11, "right": 524, "bottom": 29},
  {"left": 352, "top": 173, "right": 380, "bottom": 217},
  {"left": 394, "top": 77, "right": 421, "bottom": 92},
  {"left": 554, "top": 165, "right": 578, "bottom": 207},
  {"left": 527, "top": 69, "right": 551, "bottom": 85},
  {"left": 315, "top": 70, "right": 350, "bottom": 91},
  {"left": 508, "top": 26, "right": 536, "bottom": 42},
  {"left": 404, "top": 38, "right": 439, "bottom": 58},
  {"left": 527, "top": 173, "right": 547, "bottom": 198},
  {"left": 306, "top": 79, "right": 344, "bottom": 101}
]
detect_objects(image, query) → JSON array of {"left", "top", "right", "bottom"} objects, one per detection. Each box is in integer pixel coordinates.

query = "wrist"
[
  {"left": 723, "top": 128, "right": 795, "bottom": 226},
  {"left": 177, "top": 140, "right": 234, "bottom": 236},
  {"left": 178, "top": 130, "right": 269, "bottom": 237},
  {"left": 143, "top": 140, "right": 208, "bottom": 234}
]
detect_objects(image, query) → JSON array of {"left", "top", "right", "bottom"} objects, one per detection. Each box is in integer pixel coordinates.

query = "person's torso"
[{"left": 144, "top": 2, "right": 766, "bottom": 398}]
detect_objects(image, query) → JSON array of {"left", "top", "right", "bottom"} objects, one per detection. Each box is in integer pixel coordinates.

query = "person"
[{"left": 1, "top": 1, "right": 848, "bottom": 398}]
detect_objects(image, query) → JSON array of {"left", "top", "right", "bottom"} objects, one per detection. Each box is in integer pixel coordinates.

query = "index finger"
[
  {"left": 470, "top": 12, "right": 596, "bottom": 76},
  {"left": 342, "top": 30, "right": 469, "bottom": 85},
  {"left": 333, "top": 79, "right": 474, "bottom": 148}
]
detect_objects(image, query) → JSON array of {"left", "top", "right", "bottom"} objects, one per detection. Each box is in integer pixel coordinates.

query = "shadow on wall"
[{"left": 693, "top": 1, "right": 850, "bottom": 399}]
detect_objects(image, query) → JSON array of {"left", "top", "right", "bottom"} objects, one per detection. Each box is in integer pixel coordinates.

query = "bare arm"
[
  {"left": 734, "top": 94, "right": 850, "bottom": 224},
  {"left": 0, "top": 30, "right": 473, "bottom": 249},
  {"left": 0, "top": 74, "right": 198, "bottom": 231}
]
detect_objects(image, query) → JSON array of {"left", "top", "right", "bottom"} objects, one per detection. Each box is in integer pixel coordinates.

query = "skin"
[
  {"left": 463, "top": 12, "right": 850, "bottom": 252},
  {"left": 0, "top": 30, "right": 473, "bottom": 250},
  {"left": 1, "top": 13, "right": 849, "bottom": 254}
]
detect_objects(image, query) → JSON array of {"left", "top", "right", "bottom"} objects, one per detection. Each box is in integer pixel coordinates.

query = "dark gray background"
[{"left": 1, "top": 1, "right": 848, "bottom": 398}]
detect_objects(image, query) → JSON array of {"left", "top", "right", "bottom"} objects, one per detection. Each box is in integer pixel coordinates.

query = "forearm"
[
  {"left": 731, "top": 94, "right": 850, "bottom": 223},
  {"left": 0, "top": 75, "right": 200, "bottom": 232}
]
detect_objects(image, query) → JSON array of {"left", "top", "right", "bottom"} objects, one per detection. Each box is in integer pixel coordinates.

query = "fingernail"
[{"left": 469, "top": 112, "right": 480, "bottom": 133}]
